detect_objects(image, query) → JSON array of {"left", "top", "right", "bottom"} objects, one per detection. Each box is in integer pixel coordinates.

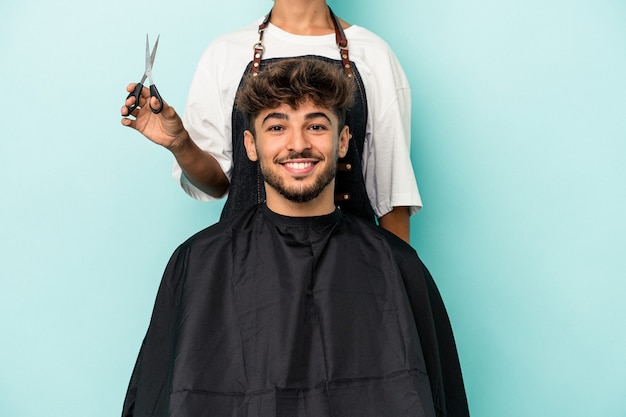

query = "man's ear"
[
  {"left": 243, "top": 130, "right": 258, "bottom": 162},
  {"left": 338, "top": 125, "right": 350, "bottom": 158}
]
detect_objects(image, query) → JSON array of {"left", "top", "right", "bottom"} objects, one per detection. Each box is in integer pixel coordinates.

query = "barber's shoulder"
[
  {"left": 200, "top": 19, "right": 259, "bottom": 60},
  {"left": 215, "top": 19, "right": 259, "bottom": 45},
  {"left": 343, "top": 25, "right": 394, "bottom": 52},
  {"left": 342, "top": 25, "right": 407, "bottom": 87}
]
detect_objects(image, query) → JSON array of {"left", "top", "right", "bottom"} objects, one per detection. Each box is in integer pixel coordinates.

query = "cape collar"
[{"left": 261, "top": 203, "right": 342, "bottom": 227}]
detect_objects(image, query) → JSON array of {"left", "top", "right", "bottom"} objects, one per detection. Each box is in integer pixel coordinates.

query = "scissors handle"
[
  {"left": 149, "top": 85, "right": 163, "bottom": 114},
  {"left": 125, "top": 83, "right": 143, "bottom": 113}
]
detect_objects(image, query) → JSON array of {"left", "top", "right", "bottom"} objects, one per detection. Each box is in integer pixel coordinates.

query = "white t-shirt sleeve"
[{"left": 173, "top": 26, "right": 254, "bottom": 201}]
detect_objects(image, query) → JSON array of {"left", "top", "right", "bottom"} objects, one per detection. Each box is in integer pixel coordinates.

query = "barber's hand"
[{"left": 120, "top": 83, "right": 188, "bottom": 150}]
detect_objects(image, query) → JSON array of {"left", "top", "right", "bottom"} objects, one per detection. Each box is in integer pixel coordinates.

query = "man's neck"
[{"left": 270, "top": 0, "right": 347, "bottom": 35}]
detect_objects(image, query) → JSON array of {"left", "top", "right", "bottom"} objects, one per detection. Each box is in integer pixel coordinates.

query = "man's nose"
[{"left": 286, "top": 129, "right": 312, "bottom": 152}]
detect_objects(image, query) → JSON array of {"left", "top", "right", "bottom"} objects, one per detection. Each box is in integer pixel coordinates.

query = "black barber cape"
[{"left": 122, "top": 204, "right": 469, "bottom": 417}]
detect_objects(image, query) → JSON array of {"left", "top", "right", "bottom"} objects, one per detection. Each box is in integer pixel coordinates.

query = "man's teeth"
[{"left": 285, "top": 162, "right": 313, "bottom": 170}]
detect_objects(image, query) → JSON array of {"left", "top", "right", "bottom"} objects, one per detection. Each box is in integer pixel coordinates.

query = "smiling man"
[
  {"left": 121, "top": 59, "right": 469, "bottom": 417},
  {"left": 244, "top": 102, "right": 345, "bottom": 207},
  {"left": 239, "top": 58, "right": 353, "bottom": 216}
]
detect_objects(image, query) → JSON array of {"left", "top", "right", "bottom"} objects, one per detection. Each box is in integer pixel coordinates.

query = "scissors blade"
[
  {"left": 145, "top": 34, "right": 159, "bottom": 72},
  {"left": 144, "top": 34, "right": 151, "bottom": 71}
]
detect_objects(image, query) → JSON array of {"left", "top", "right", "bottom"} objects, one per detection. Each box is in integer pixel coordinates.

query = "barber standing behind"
[{"left": 121, "top": 0, "right": 422, "bottom": 243}]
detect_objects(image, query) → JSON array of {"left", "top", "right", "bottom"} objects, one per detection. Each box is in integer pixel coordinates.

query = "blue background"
[{"left": 1, "top": 1, "right": 625, "bottom": 416}]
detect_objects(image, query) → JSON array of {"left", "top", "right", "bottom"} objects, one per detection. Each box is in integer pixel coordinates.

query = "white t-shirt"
[{"left": 176, "top": 18, "right": 422, "bottom": 217}]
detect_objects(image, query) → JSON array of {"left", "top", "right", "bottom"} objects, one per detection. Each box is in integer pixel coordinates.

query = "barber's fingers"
[{"left": 125, "top": 83, "right": 150, "bottom": 97}]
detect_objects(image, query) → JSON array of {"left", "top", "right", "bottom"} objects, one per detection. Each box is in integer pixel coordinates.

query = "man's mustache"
[{"left": 275, "top": 150, "right": 322, "bottom": 162}]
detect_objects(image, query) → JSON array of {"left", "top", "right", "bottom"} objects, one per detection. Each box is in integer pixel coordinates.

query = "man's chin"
[
  {"left": 277, "top": 186, "right": 321, "bottom": 203},
  {"left": 263, "top": 162, "right": 337, "bottom": 204}
]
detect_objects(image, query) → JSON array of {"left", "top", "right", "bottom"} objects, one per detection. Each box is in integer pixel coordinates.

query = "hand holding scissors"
[
  {"left": 126, "top": 34, "right": 163, "bottom": 114},
  {"left": 121, "top": 34, "right": 190, "bottom": 151}
]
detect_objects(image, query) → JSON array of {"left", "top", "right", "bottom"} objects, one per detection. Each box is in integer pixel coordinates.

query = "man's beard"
[{"left": 259, "top": 150, "right": 338, "bottom": 203}]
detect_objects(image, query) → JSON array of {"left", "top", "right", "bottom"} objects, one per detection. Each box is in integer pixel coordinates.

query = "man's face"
[{"left": 244, "top": 100, "right": 349, "bottom": 204}]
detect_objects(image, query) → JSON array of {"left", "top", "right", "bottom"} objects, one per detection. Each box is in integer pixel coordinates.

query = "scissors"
[{"left": 126, "top": 34, "right": 163, "bottom": 114}]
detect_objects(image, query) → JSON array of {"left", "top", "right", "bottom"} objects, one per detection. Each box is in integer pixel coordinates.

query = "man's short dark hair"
[{"left": 236, "top": 58, "right": 355, "bottom": 133}]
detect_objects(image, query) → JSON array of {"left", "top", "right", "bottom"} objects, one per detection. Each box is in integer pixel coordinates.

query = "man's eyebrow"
[
  {"left": 305, "top": 112, "right": 333, "bottom": 124},
  {"left": 261, "top": 111, "right": 333, "bottom": 126},
  {"left": 261, "top": 112, "right": 288, "bottom": 126}
]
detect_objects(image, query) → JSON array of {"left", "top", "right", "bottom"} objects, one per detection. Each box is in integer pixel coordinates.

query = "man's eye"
[
  {"left": 309, "top": 124, "right": 328, "bottom": 131},
  {"left": 267, "top": 125, "right": 284, "bottom": 131}
]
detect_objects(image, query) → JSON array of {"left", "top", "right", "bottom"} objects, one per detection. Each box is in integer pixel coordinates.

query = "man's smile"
[{"left": 279, "top": 158, "right": 320, "bottom": 176}]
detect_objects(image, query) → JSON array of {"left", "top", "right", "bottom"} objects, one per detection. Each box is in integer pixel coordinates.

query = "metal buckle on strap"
[
  {"left": 339, "top": 45, "right": 354, "bottom": 78},
  {"left": 253, "top": 12, "right": 271, "bottom": 75},
  {"left": 252, "top": 42, "right": 265, "bottom": 75}
]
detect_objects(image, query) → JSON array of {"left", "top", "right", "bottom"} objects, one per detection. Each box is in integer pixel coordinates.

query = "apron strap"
[
  {"left": 252, "top": 13, "right": 270, "bottom": 75},
  {"left": 328, "top": 7, "right": 354, "bottom": 78},
  {"left": 252, "top": 6, "right": 353, "bottom": 77}
]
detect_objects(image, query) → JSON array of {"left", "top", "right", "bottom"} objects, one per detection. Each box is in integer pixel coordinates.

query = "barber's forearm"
[
  {"left": 378, "top": 206, "right": 411, "bottom": 243},
  {"left": 170, "top": 135, "right": 230, "bottom": 198}
]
